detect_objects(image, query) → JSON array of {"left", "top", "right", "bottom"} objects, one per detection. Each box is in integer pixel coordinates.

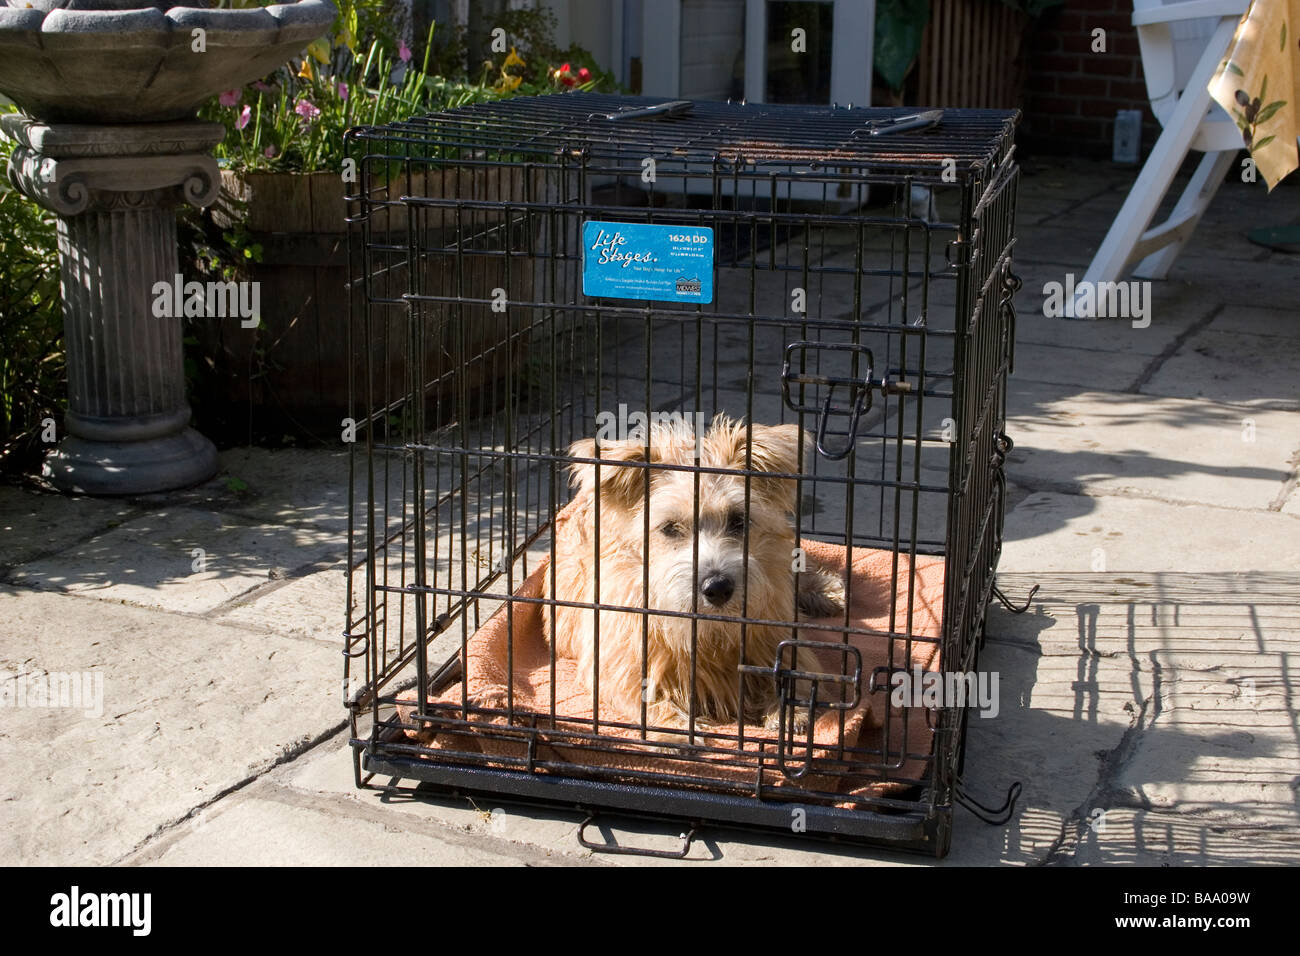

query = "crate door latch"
[
  {"left": 742, "top": 639, "right": 861, "bottom": 780},
  {"left": 781, "top": 342, "right": 911, "bottom": 460}
]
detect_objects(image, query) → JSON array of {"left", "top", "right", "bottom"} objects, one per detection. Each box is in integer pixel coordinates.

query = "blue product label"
[{"left": 582, "top": 221, "right": 714, "bottom": 304}]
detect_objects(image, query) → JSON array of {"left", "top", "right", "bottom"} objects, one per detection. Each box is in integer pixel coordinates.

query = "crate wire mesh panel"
[{"left": 343, "top": 94, "right": 1020, "bottom": 855}]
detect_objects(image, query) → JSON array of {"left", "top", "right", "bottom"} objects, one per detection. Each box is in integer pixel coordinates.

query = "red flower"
[
  {"left": 552, "top": 63, "right": 581, "bottom": 86},
  {"left": 577, "top": 67, "right": 591, "bottom": 82}
]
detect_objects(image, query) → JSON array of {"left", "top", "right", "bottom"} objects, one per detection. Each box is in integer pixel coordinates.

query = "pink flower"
[
  {"left": 264, "top": 145, "right": 277, "bottom": 159},
  {"left": 236, "top": 105, "right": 251, "bottom": 130},
  {"left": 398, "top": 40, "right": 412, "bottom": 63},
  {"left": 218, "top": 89, "right": 240, "bottom": 108},
  {"left": 294, "top": 99, "right": 321, "bottom": 122},
  {"left": 252, "top": 81, "right": 272, "bottom": 93},
  {"left": 337, "top": 82, "right": 349, "bottom": 101}
]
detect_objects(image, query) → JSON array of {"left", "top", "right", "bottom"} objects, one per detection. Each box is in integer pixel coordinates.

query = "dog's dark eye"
[
  {"left": 660, "top": 522, "right": 684, "bottom": 538},
  {"left": 726, "top": 512, "right": 747, "bottom": 536}
]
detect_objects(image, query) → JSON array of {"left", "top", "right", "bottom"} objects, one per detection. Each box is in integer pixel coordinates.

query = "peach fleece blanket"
[{"left": 399, "top": 537, "right": 946, "bottom": 803}]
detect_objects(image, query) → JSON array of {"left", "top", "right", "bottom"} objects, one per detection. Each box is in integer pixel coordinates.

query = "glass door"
[
  {"left": 637, "top": 0, "right": 872, "bottom": 106},
  {"left": 744, "top": 0, "right": 874, "bottom": 106}
]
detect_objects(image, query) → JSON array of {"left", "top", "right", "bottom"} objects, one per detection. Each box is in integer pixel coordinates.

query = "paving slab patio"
[
  {"left": 1, "top": 154, "right": 1297, "bottom": 866},
  {"left": 1141, "top": 327, "right": 1300, "bottom": 411},
  {"left": 1000, "top": 492, "right": 1300, "bottom": 572},
  {"left": 1004, "top": 383, "right": 1295, "bottom": 509},
  {"left": 0, "top": 486, "right": 141, "bottom": 571},
  {"left": 9, "top": 507, "right": 339, "bottom": 614},
  {"left": 0, "top": 587, "right": 341, "bottom": 865}
]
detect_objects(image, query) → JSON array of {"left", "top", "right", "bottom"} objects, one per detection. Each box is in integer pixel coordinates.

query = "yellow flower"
[
  {"left": 495, "top": 46, "right": 525, "bottom": 92},
  {"left": 297, "top": 58, "right": 314, "bottom": 81}
]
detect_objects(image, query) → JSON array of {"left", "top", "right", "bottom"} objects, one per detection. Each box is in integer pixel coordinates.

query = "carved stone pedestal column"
[{"left": 5, "top": 115, "right": 223, "bottom": 495}]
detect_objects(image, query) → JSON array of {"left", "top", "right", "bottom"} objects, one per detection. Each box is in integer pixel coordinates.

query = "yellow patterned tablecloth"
[{"left": 1209, "top": 0, "right": 1300, "bottom": 189}]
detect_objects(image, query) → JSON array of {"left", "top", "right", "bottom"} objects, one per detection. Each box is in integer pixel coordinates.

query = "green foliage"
[
  {"left": 202, "top": 1, "right": 617, "bottom": 175},
  {"left": 478, "top": 5, "right": 619, "bottom": 94},
  {"left": 0, "top": 106, "right": 63, "bottom": 471},
  {"left": 201, "top": 24, "right": 499, "bottom": 173},
  {"left": 874, "top": 0, "right": 931, "bottom": 93}
]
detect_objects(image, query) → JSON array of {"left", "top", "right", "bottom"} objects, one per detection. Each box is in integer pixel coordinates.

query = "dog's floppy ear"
[
  {"left": 746, "top": 422, "right": 805, "bottom": 477},
  {"left": 567, "top": 436, "right": 660, "bottom": 510},
  {"left": 714, "top": 421, "right": 806, "bottom": 513}
]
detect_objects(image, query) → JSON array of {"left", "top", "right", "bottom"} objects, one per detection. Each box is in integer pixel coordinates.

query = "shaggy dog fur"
[{"left": 541, "top": 415, "right": 843, "bottom": 736}]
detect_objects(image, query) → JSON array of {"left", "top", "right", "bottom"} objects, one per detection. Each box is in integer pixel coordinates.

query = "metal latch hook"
[{"left": 780, "top": 341, "right": 875, "bottom": 461}]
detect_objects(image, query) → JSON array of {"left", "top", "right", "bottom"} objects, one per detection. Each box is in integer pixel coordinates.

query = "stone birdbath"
[{"left": 0, "top": 0, "right": 335, "bottom": 494}]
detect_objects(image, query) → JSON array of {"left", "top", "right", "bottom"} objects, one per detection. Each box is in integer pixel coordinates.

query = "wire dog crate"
[{"left": 343, "top": 93, "right": 1021, "bottom": 856}]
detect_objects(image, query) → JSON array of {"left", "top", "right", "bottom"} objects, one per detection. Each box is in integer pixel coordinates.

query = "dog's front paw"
[
  {"left": 761, "top": 705, "right": 811, "bottom": 739},
  {"left": 797, "top": 568, "right": 846, "bottom": 619}
]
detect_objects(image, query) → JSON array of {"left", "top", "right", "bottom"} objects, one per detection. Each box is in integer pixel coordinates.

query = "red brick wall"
[{"left": 1022, "top": 0, "right": 1163, "bottom": 158}]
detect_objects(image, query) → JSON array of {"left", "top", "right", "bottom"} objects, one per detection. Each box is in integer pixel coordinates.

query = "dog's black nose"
[{"left": 701, "top": 575, "right": 735, "bottom": 606}]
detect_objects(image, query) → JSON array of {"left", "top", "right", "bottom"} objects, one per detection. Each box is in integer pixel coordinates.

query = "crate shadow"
[{"left": 968, "top": 571, "right": 1300, "bottom": 865}]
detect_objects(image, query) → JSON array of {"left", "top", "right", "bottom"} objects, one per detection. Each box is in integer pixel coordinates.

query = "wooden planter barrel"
[{"left": 195, "top": 167, "right": 536, "bottom": 442}]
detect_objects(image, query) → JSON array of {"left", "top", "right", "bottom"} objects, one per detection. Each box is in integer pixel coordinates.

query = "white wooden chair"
[{"left": 1076, "top": 0, "right": 1249, "bottom": 311}]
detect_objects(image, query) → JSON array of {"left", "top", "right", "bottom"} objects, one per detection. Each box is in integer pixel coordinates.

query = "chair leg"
[
  {"left": 1133, "top": 148, "right": 1237, "bottom": 279},
  {"left": 1074, "top": 16, "right": 1240, "bottom": 317}
]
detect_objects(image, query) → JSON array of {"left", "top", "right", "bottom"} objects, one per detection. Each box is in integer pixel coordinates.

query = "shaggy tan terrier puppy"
[{"left": 542, "top": 414, "right": 843, "bottom": 738}]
